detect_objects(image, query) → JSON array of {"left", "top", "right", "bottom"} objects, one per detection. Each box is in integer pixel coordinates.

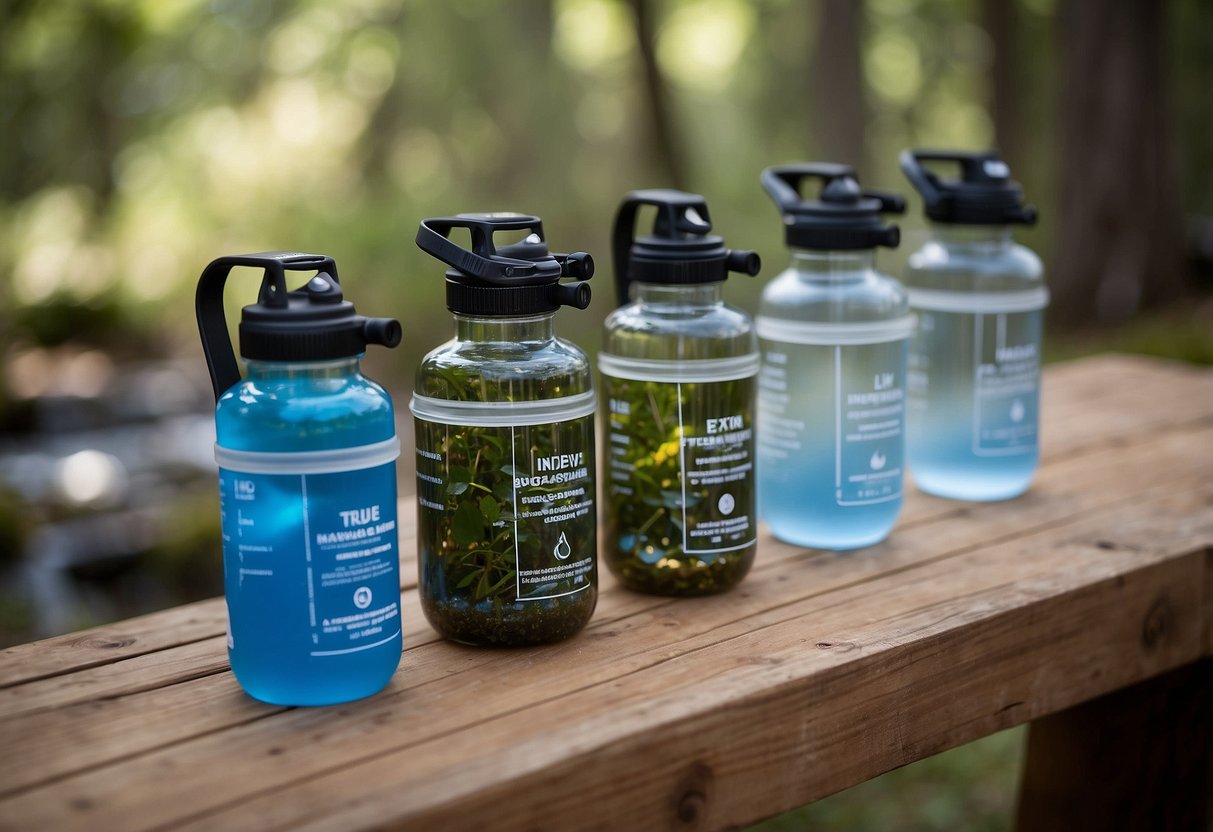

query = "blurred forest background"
[{"left": 1, "top": 0, "right": 1211, "bottom": 827}]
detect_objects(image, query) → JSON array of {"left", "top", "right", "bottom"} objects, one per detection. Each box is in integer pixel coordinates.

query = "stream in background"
[{"left": 0, "top": 349, "right": 221, "bottom": 644}]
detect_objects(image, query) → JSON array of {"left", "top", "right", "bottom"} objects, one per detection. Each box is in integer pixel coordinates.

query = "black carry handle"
[
  {"left": 417, "top": 215, "right": 552, "bottom": 282},
  {"left": 761, "top": 163, "right": 907, "bottom": 216},
  {"left": 612, "top": 189, "right": 760, "bottom": 307},
  {"left": 899, "top": 149, "right": 1037, "bottom": 224},
  {"left": 195, "top": 252, "right": 339, "bottom": 401},
  {"left": 416, "top": 214, "right": 594, "bottom": 286}
]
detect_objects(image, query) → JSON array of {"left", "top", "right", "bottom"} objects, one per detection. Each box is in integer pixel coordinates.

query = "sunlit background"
[{"left": 1, "top": 1, "right": 1210, "bottom": 825}]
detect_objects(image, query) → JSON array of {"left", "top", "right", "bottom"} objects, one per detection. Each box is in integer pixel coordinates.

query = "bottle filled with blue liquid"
[
  {"left": 756, "top": 165, "right": 914, "bottom": 549},
  {"left": 196, "top": 252, "right": 404, "bottom": 705},
  {"left": 899, "top": 151, "right": 1045, "bottom": 501}
]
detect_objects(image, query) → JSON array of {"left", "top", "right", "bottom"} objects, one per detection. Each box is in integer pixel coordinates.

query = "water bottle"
[
  {"left": 602, "top": 190, "right": 761, "bottom": 595},
  {"left": 899, "top": 150, "right": 1044, "bottom": 500},
  {"left": 756, "top": 165, "right": 913, "bottom": 549},
  {"left": 195, "top": 252, "right": 404, "bottom": 706},
  {"left": 412, "top": 214, "right": 598, "bottom": 646}
]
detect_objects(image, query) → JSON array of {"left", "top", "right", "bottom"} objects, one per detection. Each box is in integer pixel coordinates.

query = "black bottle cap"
[
  {"left": 899, "top": 149, "right": 1037, "bottom": 225},
  {"left": 415, "top": 213, "right": 593, "bottom": 316},
  {"left": 761, "top": 163, "right": 904, "bottom": 251},
  {"left": 612, "top": 189, "right": 760, "bottom": 306},
  {"left": 195, "top": 252, "right": 401, "bottom": 400}
]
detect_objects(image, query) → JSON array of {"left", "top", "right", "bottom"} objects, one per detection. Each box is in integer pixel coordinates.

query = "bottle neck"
[
  {"left": 790, "top": 249, "right": 877, "bottom": 281},
  {"left": 244, "top": 356, "right": 362, "bottom": 379},
  {"left": 634, "top": 281, "right": 724, "bottom": 308},
  {"left": 929, "top": 224, "right": 1013, "bottom": 251},
  {"left": 454, "top": 312, "right": 556, "bottom": 343}
]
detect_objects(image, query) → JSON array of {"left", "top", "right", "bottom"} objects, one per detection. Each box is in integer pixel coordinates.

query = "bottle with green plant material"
[
  {"left": 601, "top": 191, "right": 761, "bottom": 595},
  {"left": 757, "top": 164, "right": 913, "bottom": 550},
  {"left": 412, "top": 214, "right": 597, "bottom": 646},
  {"left": 899, "top": 150, "right": 1045, "bottom": 501}
]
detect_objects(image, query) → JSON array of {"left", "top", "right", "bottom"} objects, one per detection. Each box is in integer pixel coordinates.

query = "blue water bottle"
[
  {"left": 899, "top": 151, "right": 1045, "bottom": 500},
  {"left": 756, "top": 165, "right": 914, "bottom": 550},
  {"left": 196, "top": 252, "right": 404, "bottom": 705}
]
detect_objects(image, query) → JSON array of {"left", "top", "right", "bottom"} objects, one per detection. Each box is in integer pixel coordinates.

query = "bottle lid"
[
  {"left": 761, "top": 163, "right": 905, "bottom": 250},
  {"left": 899, "top": 149, "right": 1037, "bottom": 225},
  {"left": 612, "top": 189, "right": 760, "bottom": 306},
  {"left": 195, "top": 252, "right": 402, "bottom": 400},
  {"left": 415, "top": 213, "right": 593, "bottom": 316}
]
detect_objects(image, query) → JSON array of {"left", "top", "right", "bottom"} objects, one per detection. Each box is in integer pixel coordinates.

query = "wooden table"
[{"left": 1, "top": 354, "right": 1210, "bottom": 831}]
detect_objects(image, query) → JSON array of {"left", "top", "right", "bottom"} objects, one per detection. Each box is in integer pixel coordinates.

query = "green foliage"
[
  {"left": 750, "top": 728, "right": 1025, "bottom": 832},
  {"left": 414, "top": 353, "right": 597, "bottom": 645},
  {"left": 0, "top": 485, "right": 31, "bottom": 565},
  {"left": 1043, "top": 302, "right": 1213, "bottom": 367},
  {"left": 604, "top": 376, "right": 756, "bottom": 595},
  {"left": 5, "top": 0, "right": 1160, "bottom": 395}
]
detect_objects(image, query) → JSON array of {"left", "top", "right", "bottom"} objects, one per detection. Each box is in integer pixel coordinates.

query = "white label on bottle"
[
  {"left": 414, "top": 413, "right": 596, "bottom": 603},
  {"left": 972, "top": 313, "right": 1040, "bottom": 455},
  {"left": 834, "top": 344, "right": 905, "bottom": 506},
  {"left": 219, "top": 458, "right": 402, "bottom": 658}
]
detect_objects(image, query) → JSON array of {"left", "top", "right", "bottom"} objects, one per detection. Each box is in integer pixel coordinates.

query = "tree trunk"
[
  {"left": 629, "top": 0, "right": 688, "bottom": 189},
  {"left": 809, "top": 0, "right": 866, "bottom": 171},
  {"left": 1051, "top": 0, "right": 1186, "bottom": 325},
  {"left": 983, "top": 0, "right": 1018, "bottom": 168}
]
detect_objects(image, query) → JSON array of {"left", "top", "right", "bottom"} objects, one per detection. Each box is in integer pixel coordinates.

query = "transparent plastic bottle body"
[
  {"left": 601, "top": 282, "right": 758, "bottom": 595},
  {"left": 215, "top": 357, "right": 402, "bottom": 706},
  {"left": 904, "top": 226, "right": 1045, "bottom": 501},
  {"left": 413, "top": 314, "right": 598, "bottom": 646},
  {"left": 757, "top": 251, "right": 912, "bottom": 550}
]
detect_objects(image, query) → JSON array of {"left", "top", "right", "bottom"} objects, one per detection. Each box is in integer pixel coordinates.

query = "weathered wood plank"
[
  {"left": 0, "top": 599, "right": 226, "bottom": 690},
  {"left": 0, "top": 587, "right": 426, "bottom": 720},
  {"left": 0, "top": 512, "right": 419, "bottom": 690},
  {"left": 4, "top": 395, "right": 1203, "bottom": 717},
  {"left": 0, "top": 355, "right": 1208, "bottom": 830},
  {"left": 189, "top": 489, "right": 1213, "bottom": 832},
  {"left": 1, "top": 418, "right": 1209, "bottom": 798},
  {"left": 3, "top": 474, "right": 1207, "bottom": 832},
  {"left": 0, "top": 355, "right": 1203, "bottom": 690}
]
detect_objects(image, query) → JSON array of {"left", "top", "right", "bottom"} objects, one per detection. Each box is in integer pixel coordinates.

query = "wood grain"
[
  {"left": 1, "top": 355, "right": 1204, "bottom": 692},
  {"left": 0, "top": 355, "right": 1209, "bottom": 832},
  {"left": 2, "top": 421, "right": 1208, "bottom": 798}
]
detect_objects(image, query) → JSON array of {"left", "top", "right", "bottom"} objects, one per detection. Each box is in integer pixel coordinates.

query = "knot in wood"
[
  {"left": 75, "top": 635, "right": 136, "bottom": 650},
  {"left": 671, "top": 762, "right": 713, "bottom": 829},
  {"left": 1141, "top": 596, "right": 1172, "bottom": 651}
]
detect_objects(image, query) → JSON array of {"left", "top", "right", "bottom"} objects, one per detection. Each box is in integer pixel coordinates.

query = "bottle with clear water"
[
  {"left": 196, "top": 253, "right": 404, "bottom": 706},
  {"left": 899, "top": 150, "right": 1045, "bottom": 501},
  {"left": 756, "top": 165, "right": 914, "bottom": 550}
]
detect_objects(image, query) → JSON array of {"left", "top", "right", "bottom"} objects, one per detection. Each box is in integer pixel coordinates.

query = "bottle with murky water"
[
  {"left": 756, "top": 165, "right": 913, "bottom": 549},
  {"left": 196, "top": 252, "right": 404, "bottom": 705},
  {"left": 899, "top": 150, "right": 1044, "bottom": 500},
  {"left": 411, "top": 214, "right": 598, "bottom": 646},
  {"left": 601, "top": 190, "right": 761, "bottom": 595}
]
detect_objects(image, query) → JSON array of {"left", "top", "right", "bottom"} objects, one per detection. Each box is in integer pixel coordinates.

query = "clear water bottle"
[
  {"left": 899, "top": 150, "right": 1044, "bottom": 501},
  {"left": 412, "top": 214, "right": 598, "bottom": 646},
  {"left": 601, "top": 190, "right": 761, "bottom": 595},
  {"left": 756, "top": 165, "right": 914, "bottom": 550},
  {"left": 196, "top": 252, "right": 404, "bottom": 706}
]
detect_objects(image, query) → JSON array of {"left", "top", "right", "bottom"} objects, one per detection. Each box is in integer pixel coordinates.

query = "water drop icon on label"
[
  {"left": 1010, "top": 398, "right": 1025, "bottom": 423},
  {"left": 554, "top": 530, "right": 572, "bottom": 560},
  {"left": 870, "top": 450, "right": 886, "bottom": 471}
]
